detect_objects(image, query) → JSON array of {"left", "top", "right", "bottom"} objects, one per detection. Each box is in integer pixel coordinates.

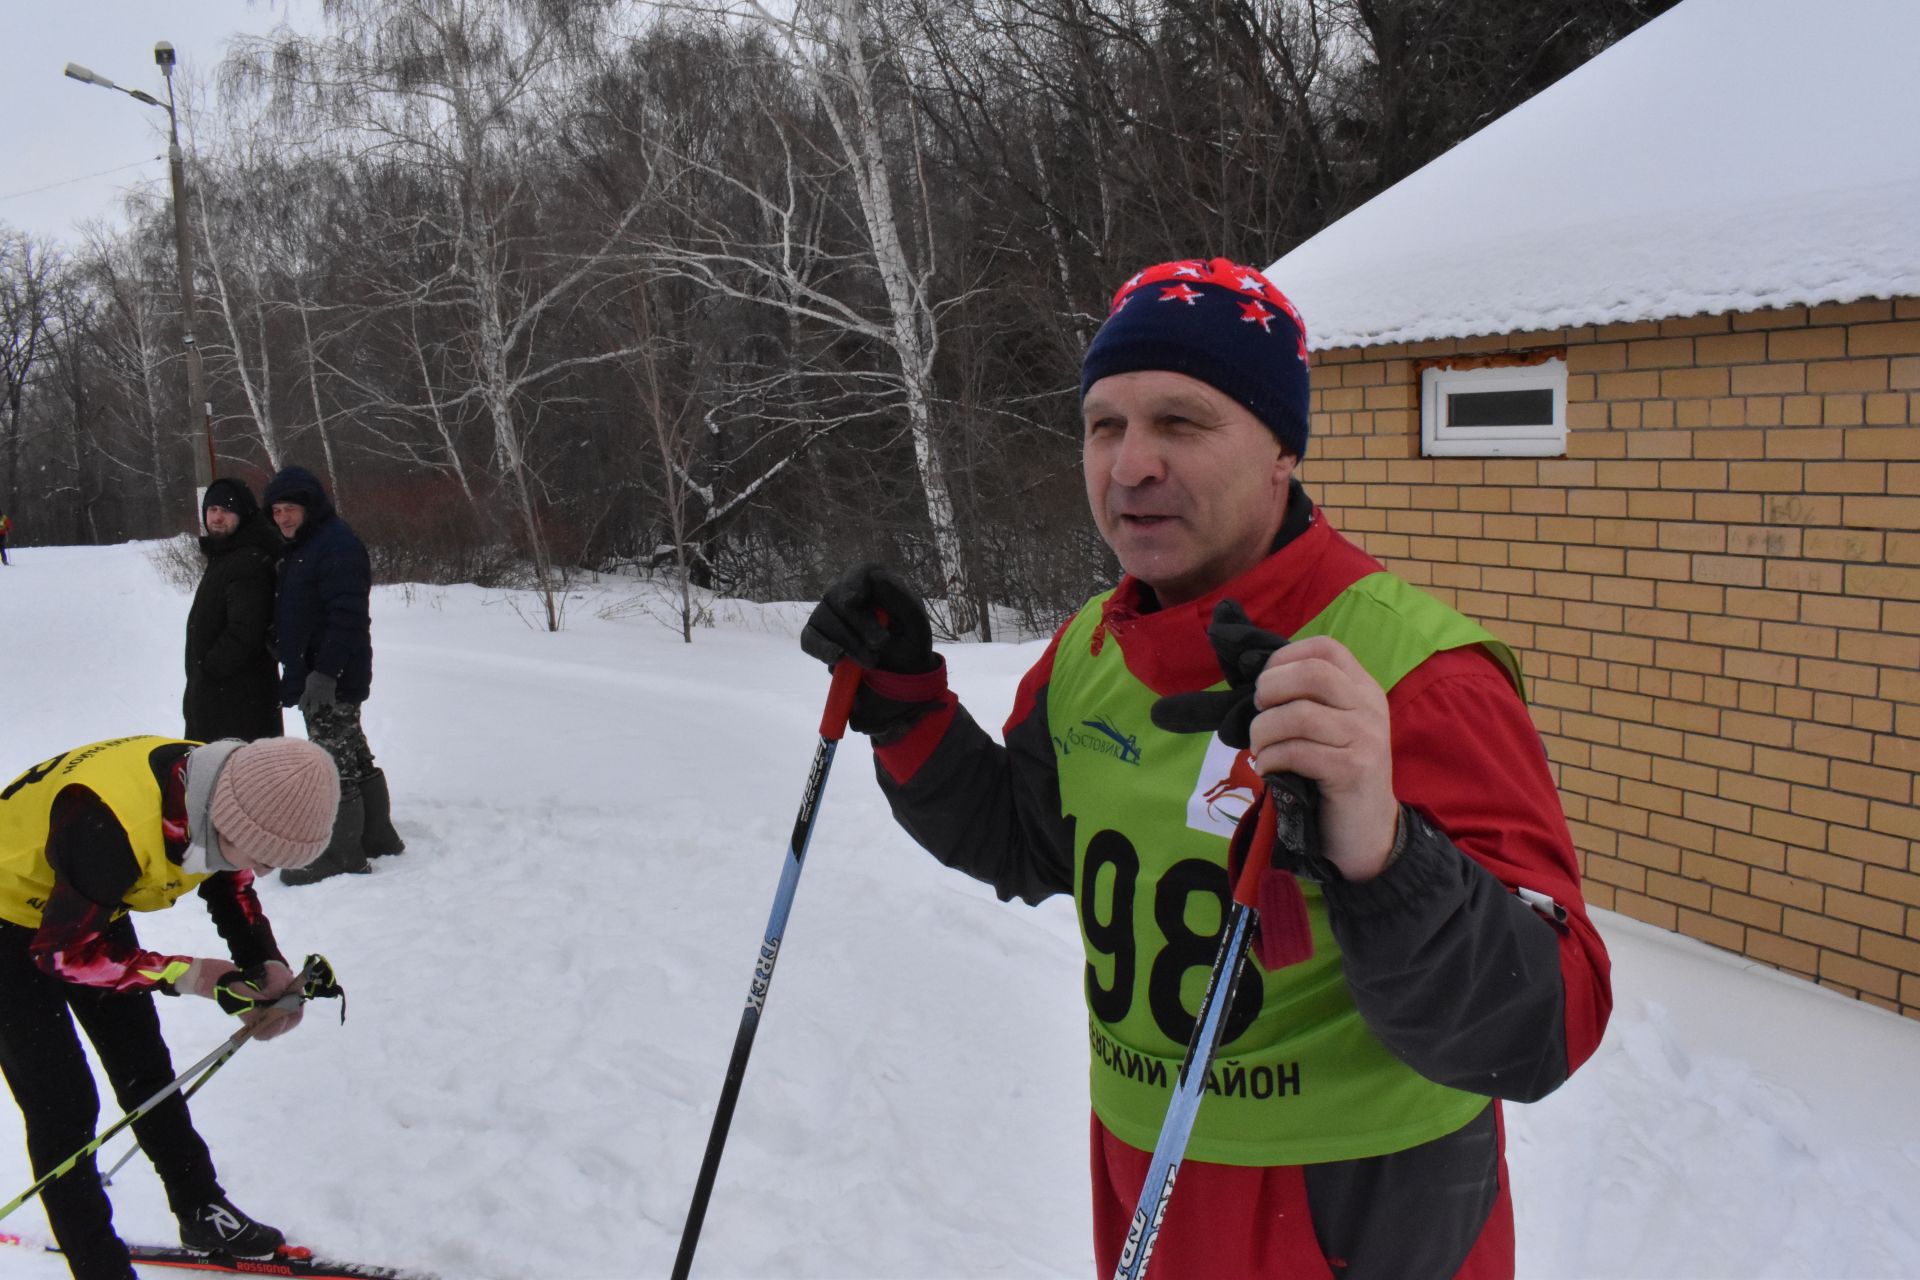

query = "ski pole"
[
  {"left": 0, "top": 1022, "right": 256, "bottom": 1224},
  {"left": 672, "top": 657, "right": 863, "bottom": 1280},
  {"left": 99, "top": 1035, "right": 234, "bottom": 1189},
  {"left": 1110, "top": 796, "right": 1276, "bottom": 1280},
  {"left": 96, "top": 955, "right": 344, "bottom": 1191},
  {"left": 0, "top": 954, "right": 345, "bottom": 1220}
]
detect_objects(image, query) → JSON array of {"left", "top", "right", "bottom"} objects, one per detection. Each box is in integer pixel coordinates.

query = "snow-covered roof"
[{"left": 1265, "top": 0, "right": 1920, "bottom": 351}]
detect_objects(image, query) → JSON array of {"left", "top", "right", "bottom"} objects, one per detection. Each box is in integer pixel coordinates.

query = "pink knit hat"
[{"left": 210, "top": 739, "right": 340, "bottom": 869}]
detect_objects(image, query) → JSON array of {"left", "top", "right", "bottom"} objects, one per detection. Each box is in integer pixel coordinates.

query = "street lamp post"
[{"left": 65, "top": 42, "right": 215, "bottom": 520}]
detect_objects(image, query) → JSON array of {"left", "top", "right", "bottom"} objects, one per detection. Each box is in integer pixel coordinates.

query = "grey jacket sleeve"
[
  {"left": 875, "top": 695, "right": 1075, "bottom": 907},
  {"left": 1322, "top": 803, "right": 1571, "bottom": 1103}
]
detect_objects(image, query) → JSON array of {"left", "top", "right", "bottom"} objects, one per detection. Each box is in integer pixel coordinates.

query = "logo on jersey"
[
  {"left": 1186, "top": 735, "right": 1259, "bottom": 838},
  {"left": 1062, "top": 716, "right": 1142, "bottom": 765}
]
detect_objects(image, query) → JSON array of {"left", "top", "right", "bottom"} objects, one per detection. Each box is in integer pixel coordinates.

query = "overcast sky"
[{"left": 1, "top": 0, "right": 318, "bottom": 247}]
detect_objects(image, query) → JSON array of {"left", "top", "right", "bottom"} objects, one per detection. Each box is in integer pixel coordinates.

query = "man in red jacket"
[{"left": 803, "top": 258, "right": 1612, "bottom": 1278}]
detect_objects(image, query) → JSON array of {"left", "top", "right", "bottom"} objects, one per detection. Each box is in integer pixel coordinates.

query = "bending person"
[{"left": 0, "top": 735, "right": 337, "bottom": 1278}]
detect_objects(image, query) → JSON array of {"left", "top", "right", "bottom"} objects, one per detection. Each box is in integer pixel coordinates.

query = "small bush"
[
  {"left": 145, "top": 534, "right": 203, "bottom": 594},
  {"left": 341, "top": 474, "right": 521, "bottom": 587}
]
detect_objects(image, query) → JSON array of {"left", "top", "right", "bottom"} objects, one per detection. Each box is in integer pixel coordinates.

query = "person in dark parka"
[
  {"left": 262, "top": 465, "right": 404, "bottom": 884},
  {"left": 183, "top": 479, "right": 283, "bottom": 744}
]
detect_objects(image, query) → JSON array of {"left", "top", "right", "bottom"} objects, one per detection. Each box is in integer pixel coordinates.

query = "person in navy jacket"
[{"left": 262, "top": 466, "right": 405, "bottom": 883}]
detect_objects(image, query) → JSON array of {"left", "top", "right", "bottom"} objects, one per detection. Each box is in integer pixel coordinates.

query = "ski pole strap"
[
  {"left": 213, "top": 954, "right": 345, "bottom": 1022},
  {"left": 299, "top": 953, "right": 347, "bottom": 1022}
]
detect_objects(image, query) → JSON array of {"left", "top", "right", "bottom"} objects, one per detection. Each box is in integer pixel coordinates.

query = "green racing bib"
[{"left": 1054, "top": 573, "right": 1521, "bottom": 1165}]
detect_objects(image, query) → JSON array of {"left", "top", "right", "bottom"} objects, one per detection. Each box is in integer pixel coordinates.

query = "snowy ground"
[{"left": 1, "top": 541, "right": 1917, "bottom": 1279}]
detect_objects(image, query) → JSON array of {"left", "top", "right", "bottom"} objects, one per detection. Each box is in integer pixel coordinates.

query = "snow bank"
[{"left": 1, "top": 542, "right": 1916, "bottom": 1277}]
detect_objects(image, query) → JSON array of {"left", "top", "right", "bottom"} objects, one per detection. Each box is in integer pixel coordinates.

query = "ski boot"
[
  {"left": 177, "top": 1193, "right": 286, "bottom": 1256},
  {"left": 359, "top": 768, "right": 406, "bottom": 857},
  {"left": 282, "top": 790, "right": 373, "bottom": 885}
]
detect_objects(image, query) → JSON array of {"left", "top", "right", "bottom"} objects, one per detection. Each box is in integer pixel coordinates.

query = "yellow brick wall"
[{"left": 1308, "top": 297, "right": 1920, "bottom": 1019}]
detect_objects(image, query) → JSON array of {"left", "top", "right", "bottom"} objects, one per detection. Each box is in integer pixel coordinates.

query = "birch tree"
[
  {"left": 192, "top": 161, "right": 286, "bottom": 472},
  {"left": 228, "top": 0, "right": 645, "bottom": 629},
  {"left": 652, "top": 0, "right": 985, "bottom": 635}
]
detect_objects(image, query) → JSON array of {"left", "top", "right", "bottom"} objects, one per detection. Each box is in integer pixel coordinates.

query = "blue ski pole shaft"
[
  {"left": 1112, "top": 818, "right": 1268, "bottom": 1280},
  {"left": 672, "top": 658, "right": 863, "bottom": 1280}
]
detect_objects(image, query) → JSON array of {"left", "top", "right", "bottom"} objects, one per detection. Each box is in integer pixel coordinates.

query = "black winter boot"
[
  {"left": 281, "top": 790, "right": 372, "bottom": 885},
  {"left": 359, "top": 767, "right": 406, "bottom": 857},
  {"left": 177, "top": 1193, "right": 285, "bottom": 1256}
]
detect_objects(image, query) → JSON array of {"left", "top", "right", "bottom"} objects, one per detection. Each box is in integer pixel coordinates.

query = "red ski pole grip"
[
  {"left": 820, "top": 658, "right": 863, "bottom": 741},
  {"left": 1231, "top": 792, "right": 1277, "bottom": 910}
]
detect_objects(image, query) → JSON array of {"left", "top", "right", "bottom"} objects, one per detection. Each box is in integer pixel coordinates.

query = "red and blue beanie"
[{"left": 1080, "top": 258, "right": 1312, "bottom": 457}]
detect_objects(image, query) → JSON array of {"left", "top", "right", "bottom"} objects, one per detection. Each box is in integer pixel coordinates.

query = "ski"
[
  {"left": 118, "top": 1241, "right": 428, "bottom": 1278},
  {"left": 0, "top": 1233, "right": 432, "bottom": 1280}
]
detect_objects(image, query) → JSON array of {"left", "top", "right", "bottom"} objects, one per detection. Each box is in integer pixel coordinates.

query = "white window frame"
[{"left": 1420, "top": 358, "right": 1568, "bottom": 457}]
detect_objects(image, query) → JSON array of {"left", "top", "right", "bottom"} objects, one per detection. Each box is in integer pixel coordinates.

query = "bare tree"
[
  {"left": 0, "top": 229, "right": 58, "bottom": 513},
  {"left": 641, "top": 0, "right": 986, "bottom": 635},
  {"left": 570, "top": 20, "right": 896, "bottom": 603},
  {"left": 20, "top": 0, "right": 1674, "bottom": 607},
  {"left": 78, "top": 228, "right": 180, "bottom": 530},
  {"left": 39, "top": 269, "right": 110, "bottom": 543},
  {"left": 229, "top": 0, "right": 646, "bottom": 629}
]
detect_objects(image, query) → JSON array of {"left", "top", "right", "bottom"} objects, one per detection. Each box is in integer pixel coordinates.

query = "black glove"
[
  {"left": 1151, "top": 599, "right": 1287, "bottom": 748},
  {"left": 212, "top": 962, "right": 292, "bottom": 1016},
  {"left": 801, "top": 563, "right": 938, "bottom": 674},
  {"left": 1151, "top": 599, "right": 1332, "bottom": 880},
  {"left": 802, "top": 564, "right": 946, "bottom": 742},
  {"left": 214, "top": 955, "right": 349, "bottom": 1038}
]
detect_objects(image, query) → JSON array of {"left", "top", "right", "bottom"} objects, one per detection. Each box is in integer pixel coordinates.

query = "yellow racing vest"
[{"left": 0, "top": 736, "right": 210, "bottom": 928}]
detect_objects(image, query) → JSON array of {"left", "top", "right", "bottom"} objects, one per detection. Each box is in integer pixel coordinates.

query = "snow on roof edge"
[
  {"left": 1272, "top": 172, "right": 1920, "bottom": 352},
  {"left": 1262, "top": 0, "right": 1920, "bottom": 352},
  {"left": 1299, "top": 278, "right": 1920, "bottom": 354}
]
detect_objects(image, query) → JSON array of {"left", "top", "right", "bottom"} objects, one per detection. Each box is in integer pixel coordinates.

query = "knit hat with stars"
[{"left": 1079, "top": 257, "right": 1313, "bottom": 458}]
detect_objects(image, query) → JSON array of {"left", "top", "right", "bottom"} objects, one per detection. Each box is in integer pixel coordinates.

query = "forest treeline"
[{"left": 1, "top": 0, "right": 1675, "bottom": 634}]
